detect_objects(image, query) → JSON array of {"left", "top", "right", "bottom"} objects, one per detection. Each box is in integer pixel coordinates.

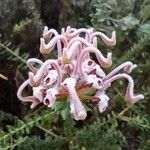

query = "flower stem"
[{"left": 37, "top": 125, "right": 65, "bottom": 140}]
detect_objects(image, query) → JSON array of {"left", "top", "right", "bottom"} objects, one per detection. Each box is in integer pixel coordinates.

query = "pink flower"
[
  {"left": 17, "top": 26, "right": 144, "bottom": 120},
  {"left": 62, "top": 77, "right": 87, "bottom": 120}
]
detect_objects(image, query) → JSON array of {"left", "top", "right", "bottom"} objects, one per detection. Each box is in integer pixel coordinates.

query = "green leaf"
[
  {"left": 122, "top": 14, "right": 139, "bottom": 30},
  {"left": 60, "top": 107, "right": 69, "bottom": 120},
  {"left": 137, "top": 23, "right": 150, "bottom": 37},
  {"left": 52, "top": 100, "right": 67, "bottom": 111},
  {"left": 140, "top": 4, "right": 150, "bottom": 22}
]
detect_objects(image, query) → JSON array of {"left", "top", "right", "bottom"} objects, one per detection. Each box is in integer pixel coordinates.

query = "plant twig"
[
  {"left": 0, "top": 73, "right": 8, "bottom": 80},
  {"left": 37, "top": 125, "right": 66, "bottom": 140},
  {"left": 1, "top": 137, "right": 26, "bottom": 150},
  {"left": 118, "top": 103, "right": 134, "bottom": 116},
  {"left": 0, "top": 43, "right": 26, "bottom": 64},
  {"left": 114, "top": 87, "right": 124, "bottom": 100}
]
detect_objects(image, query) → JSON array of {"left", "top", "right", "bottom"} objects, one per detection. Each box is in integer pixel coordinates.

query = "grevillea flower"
[{"left": 17, "top": 26, "right": 144, "bottom": 120}]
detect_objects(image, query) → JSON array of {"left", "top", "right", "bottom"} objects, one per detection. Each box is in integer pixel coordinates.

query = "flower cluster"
[{"left": 17, "top": 26, "right": 144, "bottom": 120}]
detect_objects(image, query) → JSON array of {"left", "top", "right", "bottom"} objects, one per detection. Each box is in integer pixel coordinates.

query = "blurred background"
[{"left": 0, "top": 0, "right": 149, "bottom": 149}]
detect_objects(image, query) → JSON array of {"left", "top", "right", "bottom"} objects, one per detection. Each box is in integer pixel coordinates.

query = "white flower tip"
[
  {"left": 141, "top": 94, "right": 144, "bottom": 99},
  {"left": 43, "top": 26, "right": 48, "bottom": 34},
  {"left": 68, "top": 26, "right": 71, "bottom": 29},
  {"left": 30, "top": 103, "right": 38, "bottom": 109},
  {"left": 33, "top": 86, "right": 44, "bottom": 103},
  {"left": 89, "top": 28, "right": 94, "bottom": 33},
  {"left": 40, "top": 38, "right": 45, "bottom": 53},
  {"left": 62, "top": 77, "right": 77, "bottom": 87},
  {"left": 61, "top": 28, "right": 65, "bottom": 34},
  {"left": 135, "top": 94, "right": 144, "bottom": 102},
  {"left": 103, "top": 31, "right": 116, "bottom": 47},
  {"left": 93, "top": 37, "right": 97, "bottom": 47},
  {"left": 106, "top": 52, "right": 112, "bottom": 67},
  {"left": 112, "top": 31, "right": 116, "bottom": 38},
  {"left": 40, "top": 37, "right": 44, "bottom": 43},
  {"left": 96, "top": 91, "right": 109, "bottom": 112},
  {"left": 126, "top": 94, "right": 144, "bottom": 104},
  {"left": 99, "top": 106, "right": 106, "bottom": 113},
  {"left": 98, "top": 100, "right": 108, "bottom": 113},
  {"left": 29, "top": 71, "right": 34, "bottom": 77},
  {"left": 77, "top": 111, "right": 87, "bottom": 120},
  {"left": 28, "top": 72, "right": 35, "bottom": 86},
  {"left": 128, "top": 64, "right": 137, "bottom": 73},
  {"left": 124, "top": 63, "right": 137, "bottom": 74},
  {"left": 108, "top": 52, "right": 112, "bottom": 57},
  {"left": 66, "top": 26, "right": 71, "bottom": 32},
  {"left": 111, "top": 31, "right": 116, "bottom": 46},
  {"left": 132, "top": 64, "right": 137, "bottom": 70}
]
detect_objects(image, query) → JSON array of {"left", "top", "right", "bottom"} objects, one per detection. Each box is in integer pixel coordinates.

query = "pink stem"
[
  {"left": 17, "top": 79, "right": 40, "bottom": 104},
  {"left": 43, "top": 27, "right": 62, "bottom": 58},
  {"left": 43, "top": 28, "right": 58, "bottom": 39},
  {"left": 40, "top": 35, "right": 67, "bottom": 57},
  {"left": 63, "top": 78, "right": 87, "bottom": 120},
  {"left": 76, "top": 47, "right": 112, "bottom": 77},
  {"left": 103, "top": 73, "right": 144, "bottom": 103},
  {"left": 103, "top": 61, "right": 135, "bottom": 81},
  {"left": 66, "top": 28, "right": 91, "bottom": 42},
  {"left": 67, "top": 41, "right": 81, "bottom": 59},
  {"left": 67, "top": 37, "right": 92, "bottom": 50},
  {"left": 27, "top": 58, "right": 43, "bottom": 73},
  {"left": 91, "top": 31, "right": 116, "bottom": 46},
  {"left": 92, "top": 37, "right": 97, "bottom": 48}
]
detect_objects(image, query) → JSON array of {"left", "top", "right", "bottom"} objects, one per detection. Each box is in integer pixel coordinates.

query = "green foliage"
[
  {"left": 139, "top": 139, "right": 150, "bottom": 150},
  {"left": 17, "top": 136, "right": 67, "bottom": 150},
  {"left": 0, "top": 0, "right": 43, "bottom": 72},
  {"left": 2, "top": 112, "right": 126, "bottom": 150},
  {"left": 0, "top": 0, "right": 43, "bottom": 63},
  {"left": 71, "top": 114, "right": 125, "bottom": 150},
  {"left": 0, "top": 107, "right": 56, "bottom": 150},
  {"left": 113, "top": 33, "right": 150, "bottom": 67},
  {"left": 60, "top": 0, "right": 96, "bottom": 27},
  {"left": 0, "top": 40, "right": 28, "bottom": 67},
  {"left": 0, "top": 107, "right": 150, "bottom": 149},
  {"left": 90, "top": 0, "right": 136, "bottom": 31},
  {"left": 139, "top": 0, "right": 150, "bottom": 22},
  {"left": 0, "top": 0, "right": 42, "bottom": 37}
]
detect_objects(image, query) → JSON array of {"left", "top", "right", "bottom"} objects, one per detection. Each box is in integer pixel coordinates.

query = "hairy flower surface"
[{"left": 17, "top": 26, "right": 144, "bottom": 120}]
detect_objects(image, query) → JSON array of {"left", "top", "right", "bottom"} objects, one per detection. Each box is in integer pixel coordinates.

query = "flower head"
[{"left": 17, "top": 26, "right": 144, "bottom": 120}]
